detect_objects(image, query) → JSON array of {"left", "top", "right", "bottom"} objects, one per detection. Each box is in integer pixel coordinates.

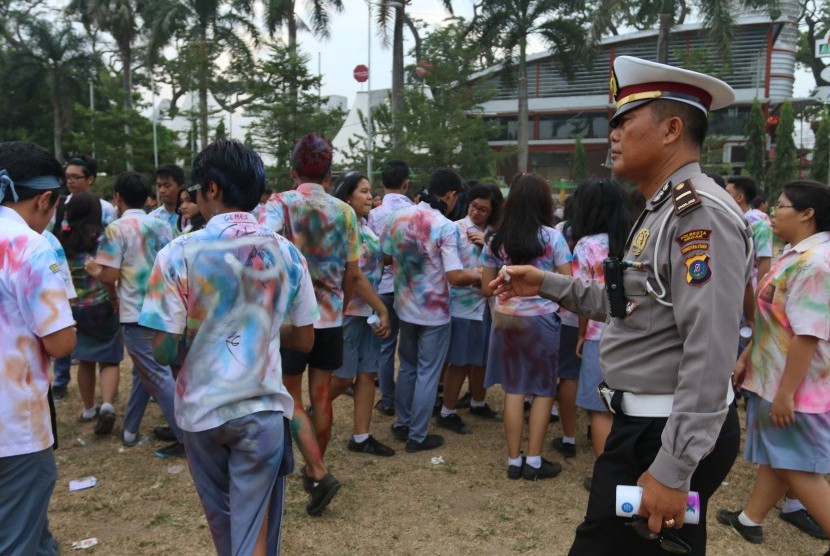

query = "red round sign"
[{"left": 353, "top": 64, "right": 369, "bottom": 83}]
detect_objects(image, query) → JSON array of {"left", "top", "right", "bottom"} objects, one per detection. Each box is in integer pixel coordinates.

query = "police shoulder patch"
[
  {"left": 685, "top": 254, "right": 711, "bottom": 286},
  {"left": 672, "top": 179, "right": 702, "bottom": 216}
]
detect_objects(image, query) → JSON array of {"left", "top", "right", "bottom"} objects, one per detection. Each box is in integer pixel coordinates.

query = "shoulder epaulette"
[
  {"left": 671, "top": 179, "right": 702, "bottom": 216},
  {"left": 650, "top": 181, "right": 672, "bottom": 208}
]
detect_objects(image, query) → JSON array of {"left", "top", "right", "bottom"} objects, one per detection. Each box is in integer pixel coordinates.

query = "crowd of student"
[{"left": 2, "top": 132, "right": 829, "bottom": 556}]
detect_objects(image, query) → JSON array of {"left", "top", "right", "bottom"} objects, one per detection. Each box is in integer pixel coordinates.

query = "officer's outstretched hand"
[
  {"left": 489, "top": 265, "right": 545, "bottom": 299},
  {"left": 636, "top": 470, "right": 687, "bottom": 534}
]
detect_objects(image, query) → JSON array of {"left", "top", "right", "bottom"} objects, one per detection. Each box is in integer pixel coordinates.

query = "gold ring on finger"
[{"left": 663, "top": 518, "right": 676, "bottom": 529}]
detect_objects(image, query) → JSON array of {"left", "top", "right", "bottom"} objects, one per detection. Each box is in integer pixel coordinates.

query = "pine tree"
[
  {"left": 809, "top": 109, "right": 830, "bottom": 184},
  {"left": 572, "top": 136, "right": 587, "bottom": 182},
  {"left": 213, "top": 118, "right": 227, "bottom": 140},
  {"left": 767, "top": 99, "right": 798, "bottom": 198},
  {"left": 743, "top": 98, "right": 767, "bottom": 189}
]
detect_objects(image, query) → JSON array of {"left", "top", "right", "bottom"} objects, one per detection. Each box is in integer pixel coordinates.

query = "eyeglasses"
[
  {"left": 626, "top": 516, "right": 691, "bottom": 554},
  {"left": 65, "top": 174, "right": 87, "bottom": 181},
  {"left": 773, "top": 202, "right": 795, "bottom": 210},
  {"left": 469, "top": 202, "right": 492, "bottom": 215}
]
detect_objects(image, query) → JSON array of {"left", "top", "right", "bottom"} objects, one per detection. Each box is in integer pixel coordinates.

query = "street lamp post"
[{"left": 366, "top": 1, "right": 373, "bottom": 183}]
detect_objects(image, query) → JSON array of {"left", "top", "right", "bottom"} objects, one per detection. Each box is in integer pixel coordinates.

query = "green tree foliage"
[
  {"left": 572, "top": 136, "right": 587, "bottom": 181},
  {"left": 214, "top": 119, "right": 227, "bottom": 141},
  {"left": 809, "top": 109, "right": 830, "bottom": 184},
  {"left": 743, "top": 98, "right": 767, "bottom": 186},
  {"left": 246, "top": 42, "right": 346, "bottom": 191},
  {"left": 470, "top": 0, "right": 594, "bottom": 173},
  {"left": 768, "top": 99, "right": 798, "bottom": 198}
]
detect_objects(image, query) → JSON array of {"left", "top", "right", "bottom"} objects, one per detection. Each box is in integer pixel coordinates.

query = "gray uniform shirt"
[{"left": 540, "top": 162, "right": 751, "bottom": 490}]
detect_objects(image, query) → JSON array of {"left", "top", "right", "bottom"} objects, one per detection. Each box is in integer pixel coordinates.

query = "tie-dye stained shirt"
[
  {"left": 744, "top": 231, "right": 830, "bottom": 413},
  {"left": 744, "top": 208, "right": 773, "bottom": 288},
  {"left": 68, "top": 237, "right": 109, "bottom": 308},
  {"left": 43, "top": 229, "right": 77, "bottom": 299},
  {"left": 450, "top": 216, "right": 488, "bottom": 321},
  {"left": 382, "top": 202, "right": 464, "bottom": 326},
  {"left": 368, "top": 192, "right": 414, "bottom": 295},
  {"left": 138, "top": 211, "right": 319, "bottom": 432},
  {"left": 149, "top": 205, "right": 180, "bottom": 237},
  {"left": 572, "top": 233, "right": 610, "bottom": 340},
  {"left": 0, "top": 207, "right": 75, "bottom": 457},
  {"left": 259, "top": 183, "right": 360, "bottom": 328},
  {"left": 96, "top": 209, "right": 173, "bottom": 323},
  {"left": 482, "top": 225, "right": 572, "bottom": 317},
  {"left": 346, "top": 219, "right": 384, "bottom": 318},
  {"left": 555, "top": 220, "right": 579, "bottom": 327}
]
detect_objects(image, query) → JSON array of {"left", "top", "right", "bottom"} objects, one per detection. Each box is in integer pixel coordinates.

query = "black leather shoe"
[
  {"left": 779, "top": 509, "right": 828, "bottom": 540},
  {"left": 716, "top": 509, "right": 763, "bottom": 544}
]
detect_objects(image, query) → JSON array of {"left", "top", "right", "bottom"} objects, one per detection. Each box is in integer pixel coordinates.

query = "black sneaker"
[
  {"left": 716, "top": 509, "right": 764, "bottom": 544},
  {"left": 456, "top": 392, "right": 472, "bottom": 409},
  {"left": 552, "top": 437, "right": 576, "bottom": 458},
  {"left": 436, "top": 413, "right": 471, "bottom": 434},
  {"left": 522, "top": 457, "right": 562, "bottom": 481},
  {"left": 121, "top": 432, "right": 140, "bottom": 448},
  {"left": 344, "top": 385, "right": 355, "bottom": 397},
  {"left": 507, "top": 457, "right": 525, "bottom": 480},
  {"left": 583, "top": 476, "right": 592, "bottom": 492},
  {"left": 154, "top": 441, "right": 185, "bottom": 459},
  {"left": 52, "top": 386, "right": 68, "bottom": 401},
  {"left": 94, "top": 407, "right": 115, "bottom": 435},
  {"left": 374, "top": 400, "right": 395, "bottom": 416},
  {"left": 432, "top": 396, "right": 443, "bottom": 416},
  {"left": 391, "top": 424, "right": 409, "bottom": 441},
  {"left": 780, "top": 509, "right": 828, "bottom": 540},
  {"left": 306, "top": 474, "right": 341, "bottom": 516},
  {"left": 405, "top": 434, "right": 444, "bottom": 453},
  {"left": 153, "top": 426, "right": 177, "bottom": 442},
  {"left": 550, "top": 412, "right": 560, "bottom": 423},
  {"left": 469, "top": 402, "right": 501, "bottom": 420},
  {"left": 348, "top": 435, "right": 395, "bottom": 457}
]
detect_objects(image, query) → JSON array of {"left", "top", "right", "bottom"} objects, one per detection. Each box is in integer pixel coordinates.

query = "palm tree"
[
  {"left": 13, "top": 20, "right": 93, "bottom": 161},
  {"left": 470, "top": 0, "right": 592, "bottom": 173},
  {"left": 67, "top": 0, "right": 140, "bottom": 169},
  {"left": 375, "top": 0, "right": 451, "bottom": 152},
  {"left": 144, "top": 0, "right": 259, "bottom": 149}
]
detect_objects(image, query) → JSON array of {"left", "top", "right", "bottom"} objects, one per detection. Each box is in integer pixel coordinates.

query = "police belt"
[{"left": 598, "top": 382, "right": 736, "bottom": 418}]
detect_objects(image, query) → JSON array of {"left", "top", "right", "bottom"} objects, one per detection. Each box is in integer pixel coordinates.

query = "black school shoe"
[
  {"left": 374, "top": 400, "right": 395, "bottom": 416},
  {"left": 405, "top": 434, "right": 444, "bottom": 453},
  {"left": 153, "top": 426, "right": 177, "bottom": 442},
  {"left": 551, "top": 437, "right": 576, "bottom": 458},
  {"left": 348, "top": 435, "right": 395, "bottom": 457},
  {"left": 716, "top": 509, "right": 763, "bottom": 544},
  {"left": 469, "top": 402, "right": 501, "bottom": 420},
  {"left": 507, "top": 457, "right": 525, "bottom": 480},
  {"left": 154, "top": 441, "right": 185, "bottom": 459},
  {"left": 391, "top": 424, "right": 409, "bottom": 441},
  {"left": 93, "top": 407, "right": 115, "bottom": 435},
  {"left": 780, "top": 509, "right": 829, "bottom": 540},
  {"left": 436, "top": 413, "right": 472, "bottom": 434},
  {"left": 522, "top": 457, "right": 562, "bottom": 481},
  {"left": 306, "top": 474, "right": 341, "bottom": 516}
]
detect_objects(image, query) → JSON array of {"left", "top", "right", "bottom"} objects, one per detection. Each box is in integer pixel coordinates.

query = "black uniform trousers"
[{"left": 568, "top": 402, "right": 740, "bottom": 556}]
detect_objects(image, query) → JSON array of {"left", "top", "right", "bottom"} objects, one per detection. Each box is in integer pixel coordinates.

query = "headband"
[
  {"left": 67, "top": 157, "right": 93, "bottom": 176},
  {"left": 0, "top": 169, "right": 61, "bottom": 204}
]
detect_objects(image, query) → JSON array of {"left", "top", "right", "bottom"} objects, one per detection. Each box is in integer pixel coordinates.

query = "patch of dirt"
[{"left": 49, "top": 364, "right": 828, "bottom": 555}]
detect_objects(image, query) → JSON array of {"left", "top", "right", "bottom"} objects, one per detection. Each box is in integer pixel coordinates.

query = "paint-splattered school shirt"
[
  {"left": 573, "top": 233, "right": 610, "bottom": 341},
  {"left": 149, "top": 206, "right": 180, "bottom": 237},
  {"left": 260, "top": 183, "right": 360, "bottom": 328},
  {"left": 450, "top": 216, "right": 488, "bottom": 321},
  {"left": 481, "top": 225, "right": 572, "bottom": 317},
  {"left": 0, "top": 206, "right": 75, "bottom": 457},
  {"left": 96, "top": 208, "right": 173, "bottom": 323},
  {"left": 744, "top": 231, "right": 830, "bottom": 413},
  {"left": 555, "top": 220, "right": 579, "bottom": 328},
  {"left": 382, "top": 202, "right": 464, "bottom": 326},
  {"left": 139, "top": 211, "right": 319, "bottom": 432},
  {"left": 43, "top": 229, "right": 76, "bottom": 299},
  {"left": 345, "top": 219, "right": 384, "bottom": 318},
  {"left": 745, "top": 207, "right": 773, "bottom": 288},
  {"left": 368, "top": 193, "right": 413, "bottom": 295}
]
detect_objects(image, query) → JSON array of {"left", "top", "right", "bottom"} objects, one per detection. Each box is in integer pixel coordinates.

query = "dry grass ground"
[{"left": 49, "top": 362, "right": 828, "bottom": 555}]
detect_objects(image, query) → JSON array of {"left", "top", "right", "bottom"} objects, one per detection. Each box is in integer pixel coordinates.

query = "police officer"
[{"left": 491, "top": 56, "right": 752, "bottom": 555}]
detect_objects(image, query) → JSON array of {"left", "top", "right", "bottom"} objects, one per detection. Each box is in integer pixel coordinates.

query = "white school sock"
[
  {"left": 562, "top": 436, "right": 576, "bottom": 445},
  {"left": 470, "top": 399, "right": 486, "bottom": 408},
  {"left": 440, "top": 406, "right": 456, "bottom": 418},
  {"left": 507, "top": 456, "right": 523, "bottom": 467},
  {"left": 783, "top": 497, "right": 806, "bottom": 514},
  {"left": 738, "top": 511, "right": 761, "bottom": 527},
  {"left": 81, "top": 406, "right": 98, "bottom": 419},
  {"left": 122, "top": 430, "right": 137, "bottom": 443},
  {"left": 101, "top": 403, "right": 114, "bottom": 414},
  {"left": 353, "top": 433, "right": 369, "bottom": 443},
  {"left": 551, "top": 405, "right": 560, "bottom": 417},
  {"left": 526, "top": 455, "right": 542, "bottom": 469}
]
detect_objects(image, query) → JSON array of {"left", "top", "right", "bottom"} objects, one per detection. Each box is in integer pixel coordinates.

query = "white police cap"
[{"left": 609, "top": 56, "right": 735, "bottom": 126}]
